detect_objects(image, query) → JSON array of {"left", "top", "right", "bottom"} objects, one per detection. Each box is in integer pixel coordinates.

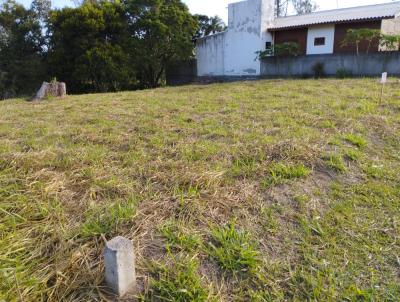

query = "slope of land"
[{"left": 0, "top": 79, "right": 399, "bottom": 301}]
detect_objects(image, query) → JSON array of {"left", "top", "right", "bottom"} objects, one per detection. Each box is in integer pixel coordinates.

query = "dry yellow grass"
[{"left": 0, "top": 79, "right": 399, "bottom": 301}]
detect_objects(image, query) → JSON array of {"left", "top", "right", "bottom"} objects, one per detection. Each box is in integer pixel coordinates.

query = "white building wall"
[
  {"left": 196, "top": 0, "right": 275, "bottom": 77},
  {"left": 196, "top": 33, "right": 226, "bottom": 76},
  {"left": 380, "top": 16, "right": 400, "bottom": 51},
  {"left": 224, "top": 0, "right": 268, "bottom": 75},
  {"left": 381, "top": 16, "right": 400, "bottom": 34},
  {"left": 306, "top": 25, "right": 335, "bottom": 55}
]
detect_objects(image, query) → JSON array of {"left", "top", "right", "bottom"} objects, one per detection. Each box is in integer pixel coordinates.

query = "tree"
[
  {"left": 255, "top": 41, "right": 299, "bottom": 60},
  {"left": 276, "top": 0, "right": 318, "bottom": 17},
  {"left": 194, "top": 14, "right": 226, "bottom": 39},
  {"left": 126, "top": 0, "right": 197, "bottom": 88},
  {"left": 48, "top": 1, "right": 134, "bottom": 93},
  {"left": 380, "top": 34, "right": 400, "bottom": 51},
  {"left": 292, "top": 0, "right": 317, "bottom": 15},
  {"left": 0, "top": 0, "right": 47, "bottom": 98},
  {"left": 276, "top": 0, "right": 289, "bottom": 17},
  {"left": 30, "top": 0, "right": 51, "bottom": 23},
  {"left": 341, "top": 28, "right": 381, "bottom": 55}
]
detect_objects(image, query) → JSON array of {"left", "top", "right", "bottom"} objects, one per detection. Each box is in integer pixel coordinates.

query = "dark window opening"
[
  {"left": 266, "top": 42, "right": 272, "bottom": 50},
  {"left": 314, "top": 37, "right": 326, "bottom": 46}
]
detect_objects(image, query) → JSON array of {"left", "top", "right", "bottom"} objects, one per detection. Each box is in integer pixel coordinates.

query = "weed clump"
[
  {"left": 263, "top": 163, "right": 311, "bottom": 187},
  {"left": 344, "top": 148, "right": 362, "bottom": 161},
  {"left": 146, "top": 256, "right": 209, "bottom": 302},
  {"left": 230, "top": 155, "right": 258, "bottom": 178},
  {"left": 324, "top": 154, "right": 347, "bottom": 173},
  {"left": 80, "top": 199, "right": 137, "bottom": 238},
  {"left": 342, "top": 133, "right": 367, "bottom": 148},
  {"left": 160, "top": 220, "right": 202, "bottom": 252},
  {"left": 207, "top": 221, "right": 259, "bottom": 275}
]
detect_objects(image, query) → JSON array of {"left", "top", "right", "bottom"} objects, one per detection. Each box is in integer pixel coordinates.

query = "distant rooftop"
[{"left": 269, "top": 1, "right": 400, "bottom": 30}]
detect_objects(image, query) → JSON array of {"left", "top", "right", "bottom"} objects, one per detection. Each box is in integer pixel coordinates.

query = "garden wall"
[
  {"left": 166, "top": 60, "right": 197, "bottom": 85},
  {"left": 261, "top": 52, "right": 400, "bottom": 77}
]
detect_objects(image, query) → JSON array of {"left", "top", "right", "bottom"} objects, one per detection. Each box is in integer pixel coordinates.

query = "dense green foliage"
[
  {"left": 341, "top": 28, "right": 382, "bottom": 55},
  {"left": 125, "top": 0, "right": 198, "bottom": 88},
  {"left": 193, "top": 14, "right": 226, "bottom": 39},
  {"left": 48, "top": 2, "right": 133, "bottom": 93},
  {"left": 0, "top": 0, "right": 199, "bottom": 97},
  {"left": 0, "top": 0, "right": 48, "bottom": 98},
  {"left": 255, "top": 41, "right": 300, "bottom": 59}
]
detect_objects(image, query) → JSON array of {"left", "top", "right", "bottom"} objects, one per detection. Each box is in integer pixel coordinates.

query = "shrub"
[
  {"left": 255, "top": 42, "right": 300, "bottom": 60},
  {"left": 312, "top": 62, "right": 325, "bottom": 78},
  {"left": 274, "top": 42, "right": 300, "bottom": 57},
  {"left": 380, "top": 34, "right": 400, "bottom": 51},
  {"left": 336, "top": 68, "right": 352, "bottom": 79}
]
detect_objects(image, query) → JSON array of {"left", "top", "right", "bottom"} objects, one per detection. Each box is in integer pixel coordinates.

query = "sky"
[
  {"left": 18, "top": 0, "right": 396, "bottom": 22},
  {"left": 183, "top": 0, "right": 395, "bottom": 22}
]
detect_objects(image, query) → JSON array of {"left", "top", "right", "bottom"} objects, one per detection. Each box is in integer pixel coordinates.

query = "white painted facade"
[
  {"left": 306, "top": 25, "right": 335, "bottom": 55},
  {"left": 196, "top": 0, "right": 275, "bottom": 76},
  {"left": 196, "top": 0, "right": 400, "bottom": 77},
  {"left": 196, "top": 32, "right": 225, "bottom": 76}
]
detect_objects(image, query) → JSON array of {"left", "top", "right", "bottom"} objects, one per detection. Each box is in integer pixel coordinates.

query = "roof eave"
[{"left": 268, "top": 16, "right": 395, "bottom": 31}]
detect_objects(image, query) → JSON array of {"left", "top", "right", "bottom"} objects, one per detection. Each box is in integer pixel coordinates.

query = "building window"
[
  {"left": 265, "top": 42, "right": 272, "bottom": 50},
  {"left": 314, "top": 37, "right": 326, "bottom": 46}
]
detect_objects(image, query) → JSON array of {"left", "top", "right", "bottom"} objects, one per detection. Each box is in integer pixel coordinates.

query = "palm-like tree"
[{"left": 194, "top": 15, "right": 226, "bottom": 39}]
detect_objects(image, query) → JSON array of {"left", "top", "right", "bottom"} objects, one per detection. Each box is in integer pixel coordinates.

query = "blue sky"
[{"left": 18, "top": 0, "right": 395, "bottom": 22}]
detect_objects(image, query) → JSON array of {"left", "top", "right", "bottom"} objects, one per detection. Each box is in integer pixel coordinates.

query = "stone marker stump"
[
  {"left": 103, "top": 236, "right": 136, "bottom": 297},
  {"left": 32, "top": 81, "right": 67, "bottom": 101}
]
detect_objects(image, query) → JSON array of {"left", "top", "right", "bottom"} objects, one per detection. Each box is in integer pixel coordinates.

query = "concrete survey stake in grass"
[
  {"left": 103, "top": 236, "right": 136, "bottom": 297},
  {"left": 380, "top": 72, "right": 388, "bottom": 104},
  {"left": 0, "top": 79, "right": 399, "bottom": 301}
]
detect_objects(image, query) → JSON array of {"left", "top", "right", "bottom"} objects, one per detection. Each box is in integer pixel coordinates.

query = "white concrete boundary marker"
[{"left": 104, "top": 236, "right": 136, "bottom": 297}]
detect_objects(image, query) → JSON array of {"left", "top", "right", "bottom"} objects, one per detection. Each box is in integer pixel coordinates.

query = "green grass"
[
  {"left": 80, "top": 198, "right": 137, "bottom": 238},
  {"left": 160, "top": 220, "right": 202, "bottom": 252},
  {"left": 207, "top": 221, "right": 259, "bottom": 276},
  {"left": 263, "top": 162, "right": 311, "bottom": 187},
  {"left": 342, "top": 133, "right": 367, "bottom": 148},
  {"left": 0, "top": 78, "right": 399, "bottom": 301},
  {"left": 324, "top": 153, "right": 347, "bottom": 173},
  {"left": 144, "top": 256, "right": 211, "bottom": 301}
]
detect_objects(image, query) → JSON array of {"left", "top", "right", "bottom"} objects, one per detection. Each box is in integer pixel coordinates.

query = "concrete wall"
[
  {"left": 381, "top": 16, "right": 400, "bottom": 35},
  {"left": 166, "top": 60, "right": 197, "bottom": 85},
  {"left": 224, "top": 0, "right": 274, "bottom": 76},
  {"left": 196, "top": 32, "right": 226, "bottom": 76},
  {"left": 196, "top": 0, "right": 275, "bottom": 77},
  {"left": 306, "top": 25, "right": 335, "bottom": 55},
  {"left": 261, "top": 52, "right": 400, "bottom": 77},
  {"left": 381, "top": 16, "right": 400, "bottom": 51}
]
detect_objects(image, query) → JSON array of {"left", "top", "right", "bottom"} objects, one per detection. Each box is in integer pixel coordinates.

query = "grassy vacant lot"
[{"left": 0, "top": 79, "right": 399, "bottom": 301}]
